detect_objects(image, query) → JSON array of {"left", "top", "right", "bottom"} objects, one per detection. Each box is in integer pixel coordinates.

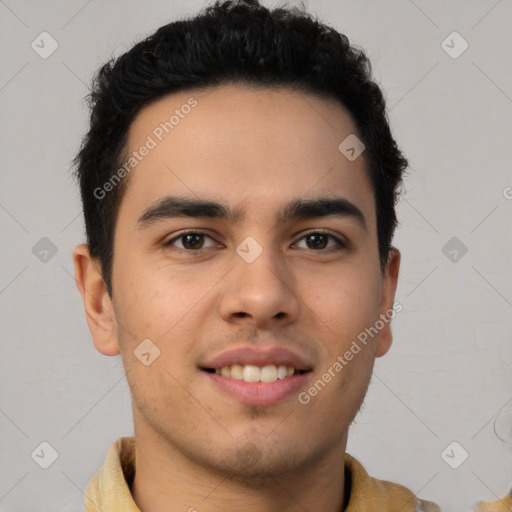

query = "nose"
[{"left": 218, "top": 242, "right": 300, "bottom": 330}]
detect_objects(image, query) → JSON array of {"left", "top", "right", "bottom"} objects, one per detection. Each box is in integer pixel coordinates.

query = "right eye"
[{"left": 162, "top": 231, "right": 219, "bottom": 252}]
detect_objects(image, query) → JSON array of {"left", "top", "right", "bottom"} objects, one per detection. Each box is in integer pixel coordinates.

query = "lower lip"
[{"left": 203, "top": 371, "right": 311, "bottom": 407}]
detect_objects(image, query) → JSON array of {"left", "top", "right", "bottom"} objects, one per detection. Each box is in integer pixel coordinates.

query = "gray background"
[{"left": 1, "top": 0, "right": 511, "bottom": 510}]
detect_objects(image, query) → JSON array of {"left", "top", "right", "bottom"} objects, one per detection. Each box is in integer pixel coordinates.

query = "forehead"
[{"left": 120, "top": 84, "right": 375, "bottom": 230}]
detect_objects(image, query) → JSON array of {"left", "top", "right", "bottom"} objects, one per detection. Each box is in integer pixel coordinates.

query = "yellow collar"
[{"left": 84, "top": 436, "right": 440, "bottom": 512}]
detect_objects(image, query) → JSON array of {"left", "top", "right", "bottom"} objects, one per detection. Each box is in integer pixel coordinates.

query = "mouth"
[
  {"left": 201, "top": 365, "right": 313, "bottom": 406},
  {"left": 199, "top": 345, "right": 314, "bottom": 406},
  {"left": 202, "top": 364, "right": 311, "bottom": 383}
]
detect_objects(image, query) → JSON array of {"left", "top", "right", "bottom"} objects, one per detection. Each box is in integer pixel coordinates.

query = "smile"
[
  {"left": 204, "top": 364, "right": 308, "bottom": 383},
  {"left": 202, "top": 366, "right": 312, "bottom": 407}
]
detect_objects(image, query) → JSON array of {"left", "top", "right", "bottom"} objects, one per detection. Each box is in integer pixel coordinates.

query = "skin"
[{"left": 73, "top": 84, "right": 400, "bottom": 512}]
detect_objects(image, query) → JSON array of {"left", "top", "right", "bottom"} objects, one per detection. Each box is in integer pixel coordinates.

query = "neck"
[{"left": 130, "top": 425, "right": 348, "bottom": 512}]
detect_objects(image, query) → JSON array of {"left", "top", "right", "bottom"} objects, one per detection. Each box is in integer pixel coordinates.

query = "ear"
[
  {"left": 375, "top": 247, "right": 401, "bottom": 358},
  {"left": 72, "top": 244, "right": 120, "bottom": 356}
]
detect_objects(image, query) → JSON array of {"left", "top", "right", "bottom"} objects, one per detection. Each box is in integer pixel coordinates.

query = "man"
[{"left": 72, "top": 0, "right": 440, "bottom": 510}]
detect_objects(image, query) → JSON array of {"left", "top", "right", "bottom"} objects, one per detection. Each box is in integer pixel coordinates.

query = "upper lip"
[{"left": 200, "top": 345, "right": 314, "bottom": 371}]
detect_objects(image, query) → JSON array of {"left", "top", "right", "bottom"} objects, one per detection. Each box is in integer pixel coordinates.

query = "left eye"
[{"left": 293, "top": 232, "right": 346, "bottom": 250}]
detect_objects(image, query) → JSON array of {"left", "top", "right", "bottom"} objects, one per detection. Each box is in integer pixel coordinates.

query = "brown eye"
[
  {"left": 305, "top": 233, "right": 328, "bottom": 249},
  {"left": 164, "top": 232, "right": 217, "bottom": 251},
  {"left": 294, "top": 232, "right": 346, "bottom": 251}
]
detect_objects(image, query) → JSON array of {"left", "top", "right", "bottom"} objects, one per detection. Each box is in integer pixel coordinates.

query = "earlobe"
[
  {"left": 72, "top": 244, "right": 120, "bottom": 356},
  {"left": 375, "top": 247, "right": 401, "bottom": 358}
]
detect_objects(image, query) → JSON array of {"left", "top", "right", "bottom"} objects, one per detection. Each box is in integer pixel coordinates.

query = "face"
[{"left": 74, "top": 84, "right": 400, "bottom": 480}]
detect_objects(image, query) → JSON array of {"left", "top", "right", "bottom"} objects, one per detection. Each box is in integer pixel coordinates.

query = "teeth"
[
  {"left": 260, "top": 365, "right": 277, "bottom": 382},
  {"left": 243, "top": 365, "right": 261, "bottom": 382},
  {"left": 231, "top": 364, "right": 243, "bottom": 380},
  {"left": 214, "top": 364, "right": 297, "bottom": 382},
  {"left": 277, "top": 365, "right": 288, "bottom": 379}
]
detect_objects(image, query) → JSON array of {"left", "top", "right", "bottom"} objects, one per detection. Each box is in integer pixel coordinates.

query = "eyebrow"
[{"left": 136, "top": 195, "right": 367, "bottom": 231}]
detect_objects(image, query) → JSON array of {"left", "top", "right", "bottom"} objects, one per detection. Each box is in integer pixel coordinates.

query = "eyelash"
[{"left": 162, "top": 230, "right": 348, "bottom": 253}]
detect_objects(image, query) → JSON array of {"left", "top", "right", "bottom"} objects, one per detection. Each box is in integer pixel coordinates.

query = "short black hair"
[{"left": 73, "top": 0, "right": 408, "bottom": 297}]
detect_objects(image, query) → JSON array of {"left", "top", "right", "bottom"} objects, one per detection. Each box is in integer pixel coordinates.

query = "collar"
[{"left": 84, "top": 436, "right": 440, "bottom": 512}]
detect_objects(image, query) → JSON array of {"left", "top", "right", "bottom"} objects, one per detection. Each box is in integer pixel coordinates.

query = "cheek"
[
  {"left": 304, "top": 263, "right": 381, "bottom": 339},
  {"left": 126, "top": 355, "right": 202, "bottom": 429},
  {"left": 113, "top": 257, "right": 216, "bottom": 369},
  {"left": 114, "top": 254, "right": 190, "bottom": 332}
]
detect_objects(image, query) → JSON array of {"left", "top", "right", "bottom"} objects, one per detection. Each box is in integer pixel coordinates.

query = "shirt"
[
  {"left": 84, "top": 436, "right": 441, "bottom": 511},
  {"left": 475, "top": 490, "right": 512, "bottom": 512}
]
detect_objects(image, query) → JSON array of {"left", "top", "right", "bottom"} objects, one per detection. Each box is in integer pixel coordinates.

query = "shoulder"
[
  {"left": 475, "top": 490, "right": 512, "bottom": 511},
  {"left": 344, "top": 453, "right": 441, "bottom": 512}
]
